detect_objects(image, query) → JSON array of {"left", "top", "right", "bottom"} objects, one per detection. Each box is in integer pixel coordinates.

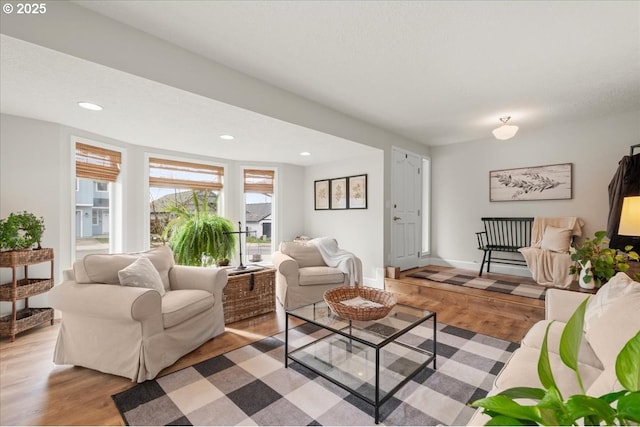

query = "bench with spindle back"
[{"left": 476, "top": 217, "right": 534, "bottom": 276}]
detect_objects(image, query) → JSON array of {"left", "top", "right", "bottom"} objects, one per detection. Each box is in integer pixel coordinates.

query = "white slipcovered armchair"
[
  {"left": 48, "top": 246, "right": 227, "bottom": 382},
  {"left": 273, "top": 239, "right": 362, "bottom": 309}
]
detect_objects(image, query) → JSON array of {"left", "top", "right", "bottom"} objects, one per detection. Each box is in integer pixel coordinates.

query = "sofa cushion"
[
  {"left": 585, "top": 291, "right": 640, "bottom": 368},
  {"left": 118, "top": 256, "right": 166, "bottom": 296},
  {"left": 586, "top": 367, "right": 623, "bottom": 397},
  {"left": 161, "top": 289, "right": 214, "bottom": 329},
  {"left": 299, "top": 266, "right": 345, "bottom": 286},
  {"left": 279, "top": 241, "right": 325, "bottom": 268},
  {"left": 584, "top": 272, "right": 640, "bottom": 334},
  {"left": 78, "top": 246, "right": 174, "bottom": 291},
  {"left": 493, "top": 346, "right": 603, "bottom": 398},
  {"left": 540, "top": 226, "right": 573, "bottom": 253},
  {"left": 521, "top": 320, "right": 602, "bottom": 369}
]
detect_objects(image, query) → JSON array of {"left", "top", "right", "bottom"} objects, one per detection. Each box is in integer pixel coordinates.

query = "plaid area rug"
[
  {"left": 407, "top": 268, "right": 546, "bottom": 300},
  {"left": 112, "top": 322, "right": 518, "bottom": 426}
]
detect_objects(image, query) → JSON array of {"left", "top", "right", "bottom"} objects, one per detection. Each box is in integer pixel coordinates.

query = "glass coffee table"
[{"left": 285, "top": 301, "right": 436, "bottom": 423}]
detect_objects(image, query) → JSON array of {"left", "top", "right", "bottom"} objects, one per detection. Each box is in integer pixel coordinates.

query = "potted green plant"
[
  {"left": 470, "top": 298, "right": 640, "bottom": 425},
  {"left": 569, "top": 230, "right": 639, "bottom": 288},
  {"left": 0, "top": 211, "right": 45, "bottom": 251},
  {"left": 162, "top": 191, "right": 236, "bottom": 266}
]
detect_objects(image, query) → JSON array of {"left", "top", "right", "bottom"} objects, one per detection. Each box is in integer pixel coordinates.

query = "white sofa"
[
  {"left": 468, "top": 272, "right": 640, "bottom": 425},
  {"left": 48, "top": 246, "right": 228, "bottom": 382},
  {"left": 272, "top": 240, "right": 362, "bottom": 309}
]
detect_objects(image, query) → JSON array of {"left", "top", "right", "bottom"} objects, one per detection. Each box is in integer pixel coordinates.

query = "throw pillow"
[
  {"left": 118, "top": 256, "right": 166, "bottom": 296},
  {"left": 584, "top": 272, "right": 640, "bottom": 334},
  {"left": 540, "top": 226, "right": 573, "bottom": 253},
  {"left": 585, "top": 291, "right": 640, "bottom": 367}
]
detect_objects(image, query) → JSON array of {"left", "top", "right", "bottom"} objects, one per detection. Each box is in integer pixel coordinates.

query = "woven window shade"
[
  {"left": 244, "top": 169, "right": 274, "bottom": 193},
  {"left": 76, "top": 143, "right": 122, "bottom": 182},
  {"left": 149, "top": 157, "right": 223, "bottom": 191}
]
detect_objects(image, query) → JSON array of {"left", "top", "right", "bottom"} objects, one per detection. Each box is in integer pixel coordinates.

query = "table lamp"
[{"left": 618, "top": 196, "right": 640, "bottom": 237}]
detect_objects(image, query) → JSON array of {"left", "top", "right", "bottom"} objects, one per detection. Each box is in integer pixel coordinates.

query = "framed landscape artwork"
[
  {"left": 330, "top": 178, "right": 348, "bottom": 209},
  {"left": 489, "top": 163, "right": 573, "bottom": 202},
  {"left": 314, "top": 179, "right": 329, "bottom": 210},
  {"left": 348, "top": 174, "right": 367, "bottom": 209}
]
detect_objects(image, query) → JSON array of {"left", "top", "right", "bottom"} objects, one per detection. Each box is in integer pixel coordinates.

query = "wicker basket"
[
  {"left": 0, "top": 278, "right": 53, "bottom": 300},
  {"left": 324, "top": 286, "right": 397, "bottom": 321},
  {"left": 0, "top": 307, "right": 54, "bottom": 337},
  {"left": 0, "top": 248, "right": 54, "bottom": 267}
]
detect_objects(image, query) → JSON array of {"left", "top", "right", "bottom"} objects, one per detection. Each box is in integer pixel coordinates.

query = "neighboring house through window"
[
  {"left": 244, "top": 168, "right": 275, "bottom": 265},
  {"left": 75, "top": 141, "right": 122, "bottom": 260},
  {"left": 148, "top": 157, "right": 224, "bottom": 249}
]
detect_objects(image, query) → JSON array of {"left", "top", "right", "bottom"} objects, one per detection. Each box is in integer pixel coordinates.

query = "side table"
[
  {"left": 222, "top": 267, "right": 276, "bottom": 323},
  {"left": 0, "top": 248, "right": 55, "bottom": 341}
]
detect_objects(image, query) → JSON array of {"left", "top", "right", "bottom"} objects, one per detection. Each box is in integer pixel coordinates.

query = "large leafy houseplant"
[
  {"left": 162, "top": 191, "right": 236, "bottom": 266},
  {"left": 569, "top": 231, "right": 640, "bottom": 287},
  {"left": 0, "top": 211, "right": 45, "bottom": 251},
  {"left": 471, "top": 298, "right": 640, "bottom": 425}
]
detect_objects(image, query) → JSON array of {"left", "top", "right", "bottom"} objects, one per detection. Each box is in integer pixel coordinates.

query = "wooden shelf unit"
[{"left": 0, "top": 248, "right": 54, "bottom": 342}]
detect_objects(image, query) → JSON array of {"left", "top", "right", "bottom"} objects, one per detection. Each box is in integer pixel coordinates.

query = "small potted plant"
[
  {"left": 569, "top": 230, "right": 640, "bottom": 288},
  {"left": 0, "top": 211, "right": 46, "bottom": 251}
]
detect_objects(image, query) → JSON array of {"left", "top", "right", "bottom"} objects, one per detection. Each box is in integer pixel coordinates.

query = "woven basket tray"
[{"left": 324, "top": 286, "right": 397, "bottom": 321}]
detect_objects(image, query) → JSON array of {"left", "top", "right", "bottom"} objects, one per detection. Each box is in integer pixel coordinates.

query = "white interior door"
[{"left": 391, "top": 148, "right": 422, "bottom": 270}]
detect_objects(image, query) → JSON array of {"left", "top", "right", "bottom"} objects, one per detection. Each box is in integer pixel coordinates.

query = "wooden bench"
[{"left": 476, "top": 217, "right": 534, "bottom": 276}]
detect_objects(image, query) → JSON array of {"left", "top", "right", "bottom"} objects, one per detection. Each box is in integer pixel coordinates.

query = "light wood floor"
[{"left": 0, "top": 267, "right": 547, "bottom": 426}]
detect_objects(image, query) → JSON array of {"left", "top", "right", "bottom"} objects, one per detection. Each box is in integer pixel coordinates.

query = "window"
[
  {"left": 244, "top": 169, "right": 274, "bottom": 265},
  {"left": 148, "top": 157, "right": 224, "bottom": 248},
  {"left": 421, "top": 157, "right": 431, "bottom": 255},
  {"left": 75, "top": 142, "right": 122, "bottom": 260}
]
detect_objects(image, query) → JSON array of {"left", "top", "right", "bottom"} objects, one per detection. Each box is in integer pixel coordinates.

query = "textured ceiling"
[{"left": 1, "top": 1, "right": 639, "bottom": 166}]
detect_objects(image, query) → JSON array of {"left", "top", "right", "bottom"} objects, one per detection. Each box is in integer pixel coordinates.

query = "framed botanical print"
[
  {"left": 348, "top": 174, "right": 367, "bottom": 209},
  {"left": 314, "top": 179, "right": 330, "bottom": 210},
  {"left": 489, "top": 163, "right": 572, "bottom": 201},
  {"left": 330, "top": 177, "right": 348, "bottom": 209}
]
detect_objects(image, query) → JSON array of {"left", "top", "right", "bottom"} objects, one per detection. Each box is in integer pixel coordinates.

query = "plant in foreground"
[{"left": 470, "top": 298, "right": 640, "bottom": 425}]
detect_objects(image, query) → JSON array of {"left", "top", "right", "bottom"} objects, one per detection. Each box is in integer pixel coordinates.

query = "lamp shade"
[
  {"left": 618, "top": 196, "right": 640, "bottom": 236},
  {"left": 492, "top": 124, "right": 519, "bottom": 140}
]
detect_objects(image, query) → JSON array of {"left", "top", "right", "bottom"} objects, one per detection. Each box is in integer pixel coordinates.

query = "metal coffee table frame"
[{"left": 285, "top": 301, "right": 436, "bottom": 423}]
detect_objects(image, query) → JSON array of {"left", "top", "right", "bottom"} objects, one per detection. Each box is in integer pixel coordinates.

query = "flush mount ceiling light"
[
  {"left": 77, "top": 101, "right": 103, "bottom": 111},
  {"left": 492, "top": 116, "right": 519, "bottom": 140},
  {"left": 219, "top": 134, "right": 235, "bottom": 140}
]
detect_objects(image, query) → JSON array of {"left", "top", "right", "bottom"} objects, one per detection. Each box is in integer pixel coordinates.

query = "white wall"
[
  {"left": 429, "top": 110, "right": 640, "bottom": 275},
  {"left": 0, "top": 115, "right": 66, "bottom": 313},
  {"left": 304, "top": 150, "right": 385, "bottom": 287}
]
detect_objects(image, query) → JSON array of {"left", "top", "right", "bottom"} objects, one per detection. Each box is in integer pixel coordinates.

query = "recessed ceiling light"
[
  {"left": 300, "top": 152, "right": 311, "bottom": 156},
  {"left": 77, "top": 102, "right": 103, "bottom": 111},
  {"left": 219, "top": 134, "right": 235, "bottom": 140}
]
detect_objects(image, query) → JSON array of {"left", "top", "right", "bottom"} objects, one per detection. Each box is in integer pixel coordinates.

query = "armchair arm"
[
  {"left": 545, "top": 288, "right": 591, "bottom": 322},
  {"left": 48, "top": 281, "right": 161, "bottom": 322},
  {"left": 169, "top": 265, "right": 228, "bottom": 294},
  {"left": 272, "top": 251, "right": 300, "bottom": 286}
]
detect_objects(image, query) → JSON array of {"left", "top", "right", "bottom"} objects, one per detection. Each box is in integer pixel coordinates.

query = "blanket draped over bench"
[{"left": 519, "top": 217, "right": 584, "bottom": 288}]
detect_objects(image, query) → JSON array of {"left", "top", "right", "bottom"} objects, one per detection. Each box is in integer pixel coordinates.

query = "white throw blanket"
[{"left": 308, "top": 237, "right": 362, "bottom": 286}]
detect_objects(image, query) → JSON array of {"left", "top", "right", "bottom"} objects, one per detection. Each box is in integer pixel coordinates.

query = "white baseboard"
[{"left": 424, "top": 257, "right": 533, "bottom": 278}]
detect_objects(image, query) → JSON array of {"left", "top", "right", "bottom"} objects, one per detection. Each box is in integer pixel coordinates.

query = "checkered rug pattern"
[
  {"left": 407, "top": 268, "right": 546, "bottom": 300},
  {"left": 112, "top": 322, "right": 518, "bottom": 426}
]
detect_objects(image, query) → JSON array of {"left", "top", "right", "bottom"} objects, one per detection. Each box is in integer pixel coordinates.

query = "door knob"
[{"left": 393, "top": 216, "right": 401, "bottom": 221}]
